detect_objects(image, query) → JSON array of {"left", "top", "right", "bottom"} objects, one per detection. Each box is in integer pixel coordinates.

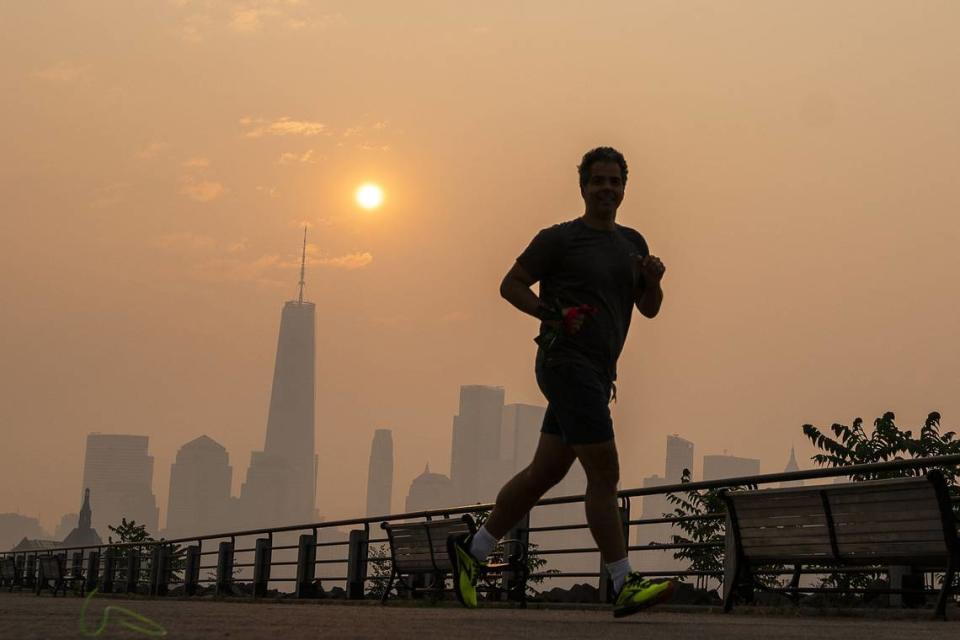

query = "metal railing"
[{"left": 3, "top": 454, "right": 958, "bottom": 605}]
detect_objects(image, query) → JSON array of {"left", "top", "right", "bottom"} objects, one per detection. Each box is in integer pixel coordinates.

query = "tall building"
[
  {"left": 81, "top": 433, "right": 159, "bottom": 535},
  {"left": 702, "top": 453, "right": 761, "bottom": 482},
  {"left": 665, "top": 434, "right": 695, "bottom": 482},
  {"left": 502, "top": 403, "right": 546, "bottom": 474},
  {"left": 780, "top": 446, "right": 804, "bottom": 488},
  {"left": 238, "top": 230, "right": 317, "bottom": 528},
  {"left": 166, "top": 436, "right": 233, "bottom": 537},
  {"left": 365, "top": 429, "right": 394, "bottom": 517},
  {"left": 449, "top": 385, "right": 505, "bottom": 505},
  {"left": 405, "top": 464, "right": 455, "bottom": 513},
  {"left": 633, "top": 435, "right": 695, "bottom": 573}
]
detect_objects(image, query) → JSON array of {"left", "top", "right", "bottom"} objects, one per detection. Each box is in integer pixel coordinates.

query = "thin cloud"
[
  {"left": 32, "top": 61, "right": 92, "bottom": 84},
  {"left": 196, "top": 254, "right": 288, "bottom": 288},
  {"left": 313, "top": 252, "right": 373, "bottom": 270},
  {"left": 230, "top": 7, "right": 278, "bottom": 33},
  {"left": 136, "top": 142, "right": 171, "bottom": 160},
  {"left": 180, "top": 176, "right": 226, "bottom": 202},
  {"left": 182, "top": 157, "right": 211, "bottom": 169},
  {"left": 173, "top": 2, "right": 344, "bottom": 42},
  {"left": 89, "top": 182, "right": 128, "bottom": 209},
  {"left": 278, "top": 149, "right": 315, "bottom": 165},
  {"left": 242, "top": 117, "right": 327, "bottom": 138}
]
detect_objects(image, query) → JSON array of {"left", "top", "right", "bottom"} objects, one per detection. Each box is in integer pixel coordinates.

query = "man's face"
[{"left": 581, "top": 161, "right": 625, "bottom": 216}]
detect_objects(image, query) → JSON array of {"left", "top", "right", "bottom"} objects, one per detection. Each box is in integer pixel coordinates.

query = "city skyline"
[{"left": 5, "top": 2, "right": 958, "bottom": 535}]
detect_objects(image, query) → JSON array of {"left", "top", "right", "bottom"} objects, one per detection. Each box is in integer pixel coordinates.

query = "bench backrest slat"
[
  {"left": 724, "top": 473, "right": 956, "bottom": 565},
  {"left": 383, "top": 517, "right": 473, "bottom": 573}
]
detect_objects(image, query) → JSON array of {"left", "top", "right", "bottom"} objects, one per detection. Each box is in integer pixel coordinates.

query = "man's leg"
[
  {"left": 570, "top": 439, "right": 624, "bottom": 563},
  {"left": 447, "top": 433, "right": 575, "bottom": 608},
  {"left": 574, "top": 437, "right": 675, "bottom": 616},
  {"left": 483, "top": 432, "right": 577, "bottom": 539}
]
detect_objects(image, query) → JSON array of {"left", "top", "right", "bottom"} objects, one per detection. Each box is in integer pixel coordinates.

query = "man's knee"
[{"left": 575, "top": 441, "right": 620, "bottom": 489}]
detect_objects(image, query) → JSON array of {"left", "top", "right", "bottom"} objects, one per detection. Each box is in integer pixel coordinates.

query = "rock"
[{"left": 539, "top": 583, "right": 599, "bottom": 603}]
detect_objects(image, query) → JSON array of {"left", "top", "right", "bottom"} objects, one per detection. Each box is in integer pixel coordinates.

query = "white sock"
[
  {"left": 468, "top": 525, "right": 498, "bottom": 562},
  {"left": 606, "top": 557, "right": 632, "bottom": 594}
]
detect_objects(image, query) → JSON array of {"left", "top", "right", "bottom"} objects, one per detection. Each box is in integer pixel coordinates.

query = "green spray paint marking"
[{"left": 78, "top": 589, "right": 167, "bottom": 637}]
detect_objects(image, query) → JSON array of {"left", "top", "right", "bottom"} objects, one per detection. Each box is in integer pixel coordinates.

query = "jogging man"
[{"left": 447, "top": 146, "right": 672, "bottom": 618}]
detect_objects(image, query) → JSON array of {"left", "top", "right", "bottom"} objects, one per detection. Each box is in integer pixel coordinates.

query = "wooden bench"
[
  {"left": 35, "top": 553, "right": 86, "bottom": 597},
  {"left": 380, "top": 514, "right": 527, "bottom": 605},
  {"left": 721, "top": 471, "right": 959, "bottom": 618},
  {"left": 1, "top": 556, "right": 24, "bottom": 592}
]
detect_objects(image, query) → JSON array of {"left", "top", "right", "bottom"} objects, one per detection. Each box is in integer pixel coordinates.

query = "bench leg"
[
  {"left": 935, "top": 559, "right": 955, "bottom": 620},
  {"left": 722, "top": 552, "right": 739, "bottom": 613},
  {"left": 380, "top": 569, "right": 395, "bottom": 605},
  {"left": 789, "top": 564, "right": 802, "bottom": 604}
]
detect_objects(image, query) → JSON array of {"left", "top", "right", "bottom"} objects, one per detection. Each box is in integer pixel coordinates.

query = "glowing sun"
[{"left": 355, "top": 183, "right": 384, "bottom": 210}]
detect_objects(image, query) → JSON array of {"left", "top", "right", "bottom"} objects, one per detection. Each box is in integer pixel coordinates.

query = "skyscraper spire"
[{"left": 298, "top": 225, "right": 307, "bottom": 304}]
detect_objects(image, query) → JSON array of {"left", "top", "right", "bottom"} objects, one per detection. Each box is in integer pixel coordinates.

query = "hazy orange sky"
[{"left": 2, "top": 1, "right": 959, "bottom": 532}]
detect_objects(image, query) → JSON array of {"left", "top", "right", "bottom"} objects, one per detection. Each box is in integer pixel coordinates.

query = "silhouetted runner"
[{"left": 448, "top": 146, "right": 673, "bottom": 618}]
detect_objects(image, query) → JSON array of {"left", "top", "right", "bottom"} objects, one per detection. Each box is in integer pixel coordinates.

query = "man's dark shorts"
[{"left": 536, "top": 359, "right": 615, "bottom": 445}]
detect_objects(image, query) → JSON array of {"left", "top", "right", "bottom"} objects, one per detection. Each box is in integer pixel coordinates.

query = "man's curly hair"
[{"left": 578, "top": 147, "right": 628, "bottom": 189}]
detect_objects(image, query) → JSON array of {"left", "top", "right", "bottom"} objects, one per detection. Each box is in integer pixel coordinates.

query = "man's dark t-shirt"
[{"left": 517, "top": 217, "right": 649, "bottom": 383}]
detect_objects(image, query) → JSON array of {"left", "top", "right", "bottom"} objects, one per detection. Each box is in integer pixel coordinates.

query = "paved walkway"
[{"left": 1, "top": 592, "right": 956, "bottom": 639}]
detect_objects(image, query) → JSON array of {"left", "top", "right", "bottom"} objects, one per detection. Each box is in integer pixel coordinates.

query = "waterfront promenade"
[{"left": 1, "top": 592, "right": 956, "bottom": 640}]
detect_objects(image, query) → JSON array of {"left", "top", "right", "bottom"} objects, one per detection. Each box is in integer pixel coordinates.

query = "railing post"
[
  {"left": 253, "top": 538, "right": 272, "bottom": 598},
  {"left": 101, "top": 548, "right": 114, "bottom": 593},
  {"left": 24, "top": 555, "right": 36, "bottom": 589},
  {"left": 126, "top": 547, "right": 140, "bottom": 593},
  {"left": 504, "top": 512, "right": 530, "bottom": 603},
  {"left": 149, "top": 546, "right": 161, "bottom": 595},
  {"left": 295, "top": 533, "right": 317, "bottom": 598},
  {"left": 14, "top": 555, "right": 25, "bottom": 589},
  {"left": 598, "top": 501, "right": 630, "bottom": 604},
  {"left": 85, "top": 550, "right": 100, "bottom": 594},
  {"left": 216, "top": 541, "right": 234, "bottom": 596},
  {"left": 346, "top": 528, "right": 369, "bottom": 600},
  {"left": 184, "top": 545, "right": 200, "bottom": 596},
  {"left": 71, "top": 551, "right": 84, "bottom": 592},
  {"left": 150, "top": 545, "right": 170, "bottom": 596}
]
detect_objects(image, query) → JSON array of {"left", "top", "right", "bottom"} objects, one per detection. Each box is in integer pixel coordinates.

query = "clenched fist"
[{"left": 637, "top": 254, "right": 666, "bottom": 286}]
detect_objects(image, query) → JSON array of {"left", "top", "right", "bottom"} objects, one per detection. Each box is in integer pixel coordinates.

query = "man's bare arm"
[
  {"left": 634, "top": 254, "right": 665, "bottom": 318},
  {"left": 636, "top": 282, "right": 663, "bottom": 318},
  {"left": 499, "top": 262, "right": 542, "bottom": 318}
]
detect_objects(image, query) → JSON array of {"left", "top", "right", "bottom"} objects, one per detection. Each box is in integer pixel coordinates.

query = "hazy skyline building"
[
  {"left": 665, "top": 434, "right": 695, "bottom": 482},
  {"left": 702, "top": 453, "right": 761, "bottom": 481},
  {"left": 502, "top": 403, "right": 546, "bottom": 474},
  {"left": 780, "top": 446, "right": 804, "bottom": 488},
  {"left": 54, "top": 512, "right": 78, "bottom": 540},
  {"left": 405, "top": 464, "right": 455, "bottom": 513},
  {"left": 634, "top": 435, "right": 695, "bottom": 573},
  {"left": 0, "top": 513, "right": 46, "bottom": 552},
  {"left": 365, "top": 429, "right": 394, "bottom": 517},
  {"left": 61, "top": 488, "right": 103, "bottom": 548},
  {"left": 166, "top": 435, "right": 233, "bottom": 537},
  {"left": 81, "top": 433, "right": 159, "bottom": 534},
  {"left": 239, "top": 230, "right": 317, "bottom": 528},
  {"left": 450, "top": 385, "right": 505, "bottom": 505}
]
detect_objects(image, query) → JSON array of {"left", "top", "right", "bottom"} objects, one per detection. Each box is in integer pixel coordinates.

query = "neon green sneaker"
[
  {"left": 613, "top": 575, "right": 675, "bottom": 618},
  {"left": 447, "top": 533, "right": 482, "bottom": 608}
]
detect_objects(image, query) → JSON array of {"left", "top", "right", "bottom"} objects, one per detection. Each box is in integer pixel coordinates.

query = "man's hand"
[
  {"left": 636, "top": 254, "right": 666, "bottom": 286},
  {"left": 548, "top": 305, "right": 596, "bottom": 335}
]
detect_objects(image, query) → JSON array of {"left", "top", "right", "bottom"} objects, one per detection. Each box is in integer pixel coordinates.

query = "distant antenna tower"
[{"left": 298, "top": 225, "right": 307, "bottom": 304}]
